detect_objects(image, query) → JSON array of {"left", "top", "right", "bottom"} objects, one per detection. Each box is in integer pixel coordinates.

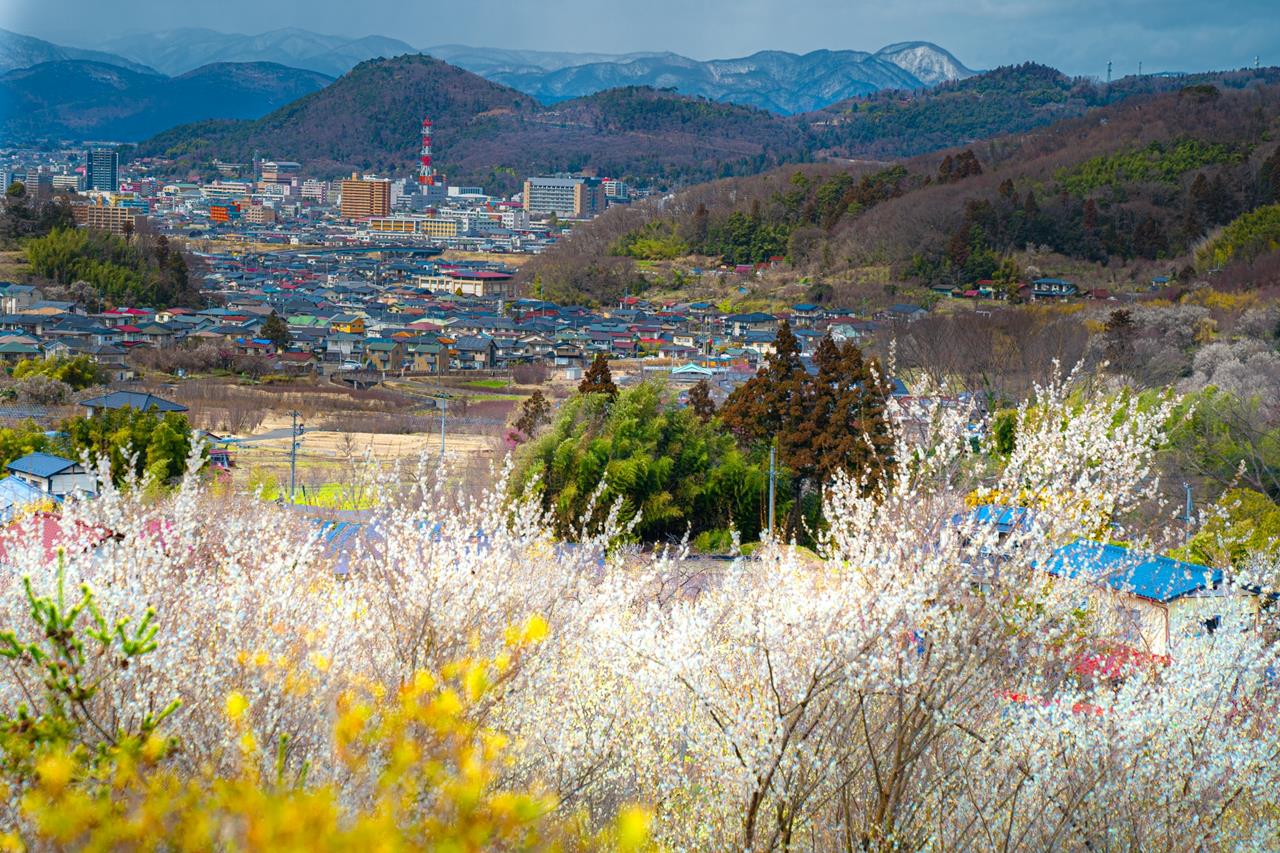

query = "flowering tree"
[{"left": 0, "top": 369, "right": 1277, "bottom": 849}]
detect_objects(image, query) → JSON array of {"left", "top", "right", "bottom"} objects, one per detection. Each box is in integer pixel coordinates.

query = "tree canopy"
[{"left": 514, "top": 381, "right": 767, "bottom": 543}]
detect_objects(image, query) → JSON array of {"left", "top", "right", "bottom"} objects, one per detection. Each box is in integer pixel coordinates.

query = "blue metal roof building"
[
  {"left": 6, "top": 452, "right": 79, "bottom": 479},
  {"left": 1043, "top": 540, "right": 1222, "bottom": 603}
]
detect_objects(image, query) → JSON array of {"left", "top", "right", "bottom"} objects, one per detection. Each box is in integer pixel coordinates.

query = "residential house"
[
  {"left": 451, "top": 335, "right": 497, "bottom": 370},
  {"left": 6, "top": 453, "right": 96, "bottom": 498},
  {"left": 1032, "top": 278, "right": 1079, "bottom": 299}
]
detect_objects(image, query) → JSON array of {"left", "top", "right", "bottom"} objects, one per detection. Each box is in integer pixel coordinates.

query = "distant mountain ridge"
[
  {"left": 467, "top": 48, "right": 946, "bottom": 115},
  {"left": 0, "top": 60, "right": 332, "bottom": 141},
  {"left": 79, "top": 27, "right": 974, "bottom": 114},
  {"left": 0, "top": 27, "right": 154, "bottom": 75},
  {"left": 99, "top": 27, "right": 417, "bottom": 80}
]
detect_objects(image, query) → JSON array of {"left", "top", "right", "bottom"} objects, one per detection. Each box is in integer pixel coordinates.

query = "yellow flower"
[
  {"left": 616, "top": 806, "right": 653, "bottom": 851},
  {"left": 309, "top": 652, "right": 331, "bottom": 672},
  {"left": 224, "top": 691, "right": 249, "bottom": 722},
  {"left": 35, "top": 752, "right": 74, "bottom": 795}
]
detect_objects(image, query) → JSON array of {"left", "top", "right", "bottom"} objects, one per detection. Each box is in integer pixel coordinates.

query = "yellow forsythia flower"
[
  {"left": 616, "top": 806, "right": 653, "bottom": 851},
  {"left": 35, "top": 752, "right": 74, "bottom": 795},
  {"left": 224, "top": 691, "right": 249, "bottom": 722}
]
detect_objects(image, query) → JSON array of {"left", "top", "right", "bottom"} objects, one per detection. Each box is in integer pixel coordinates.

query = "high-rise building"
[
  {"left": 85, "top": 147, "right": 118, "bottom": 191},
  {"left": 522, "top": 175, "right": 606, "bottom": 219},
  {"left": 339, "top": 174, "right": 391, "bottom": 220}
]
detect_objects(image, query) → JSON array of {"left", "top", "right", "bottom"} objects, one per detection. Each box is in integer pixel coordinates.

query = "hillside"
[
  {"left": 519, "top": 73, "right": 1280, "bottom": 305},
  {"left": 0, "top": 27, "right": 153, "bottom": 74},
  {"left": 135, "top": 56, "right": 811, "bottom": 192},
  {"left": 0, "top": 60, "right": 332, "bottom": 142}
]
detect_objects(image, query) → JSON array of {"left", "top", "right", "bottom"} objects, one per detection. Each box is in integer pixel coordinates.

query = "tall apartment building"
[
  {"left": 522, "top": 175, "right": 606, "bottom": 219},
  {"left": 85, "top": 147, "right": 118, "bottom": 191},
  {"left": 339, "top": 174, "right": 391, "bottom": 220}
]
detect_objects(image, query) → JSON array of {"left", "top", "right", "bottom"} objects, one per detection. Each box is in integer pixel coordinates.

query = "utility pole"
[
  {"left": 767, "top": 443, "right": 776, "bottom": 538},
  {"left": 439, "top": 395, "right": 447, "bottom": 456},
  {"left": 1106, "top": 60, "right": 1112, "bottom": 85},
  {"left": 1184, "top": 482, "right": 1193, "bottom": 543},
  {"left": 288, "top": 410, "right": 303, "bottom": 503}
]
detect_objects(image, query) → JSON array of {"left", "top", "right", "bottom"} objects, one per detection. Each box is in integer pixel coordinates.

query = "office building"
[
  {"left": 339, "top": 174, "right": 391, "bottom": 220},
  {"left": 522, "top": 175, "right": 606, "bottom": 219},
  {"left": 85, "top": 147, "right": 118, "bottom": 191}
]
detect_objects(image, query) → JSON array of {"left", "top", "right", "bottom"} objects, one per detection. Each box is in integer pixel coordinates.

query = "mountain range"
[
  {"left": 0, "top": 60, "right": 331, "bottom": 141},
  {"left": 29, "top": 27, "right": 975, "bottom": 115},
  {"left": 135, "top": 53, "right": 1268, "bottom": 196}
]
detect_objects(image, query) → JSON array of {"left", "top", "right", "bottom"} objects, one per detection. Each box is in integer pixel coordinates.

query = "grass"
[
  {"left": 252, "top": 480, "right": 377, "bottom": 510},
  {"left": 463, "top": 379, "right": 510, "bottom": 389}
]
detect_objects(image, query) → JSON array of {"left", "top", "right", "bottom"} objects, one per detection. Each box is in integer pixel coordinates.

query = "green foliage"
[
  {"left": 1057, "top": 139, "right": 1240, "bottom": 195},
  {"left": 0, "top": 420, "right": 55, "bottom": 470},
  {"left": 1195, "top": 203, "right": 1280, "bottom": 271},
  {"left": 11, "top": 355, "right": 105, "bottom": 391},
  {"left": 1164, "top": 388, "right": 1280, "bottom": 501},
  {"left": 24, "top": 227, "right": 198, "bottom": 307},
  {"left": 699, "top": 210, "right": 790, "bottom": 266},
  {"left": 610, "top": 221, "right": 689, "bottom": 260},
  {"left": 1177, "top": 488, "right": 1280, "bottom": 568},
  {"left": 990, "top": 409, "right": 1018, "bottom": 456},
  {"left": 61, "top": 407, "right": 200, "bottom": 485},
  {"left": 514, "top": 381, "right": 767, "bottom": 542}
]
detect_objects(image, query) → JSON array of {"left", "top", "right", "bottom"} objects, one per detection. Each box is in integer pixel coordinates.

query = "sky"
[{"left": 2, "top": 0, "right": 1277, "bottom": 77}]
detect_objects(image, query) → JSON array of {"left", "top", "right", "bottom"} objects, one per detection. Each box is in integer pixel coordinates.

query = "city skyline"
[{"left": 3, "top": 0, "right": 1277, "bottom": 79}]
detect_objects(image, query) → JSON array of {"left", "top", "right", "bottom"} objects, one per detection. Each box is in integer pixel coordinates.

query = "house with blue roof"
[
  {"left": 1043, "top": 539, "right": 1254, "bottom": 656},
  {"left": 6, "top": 453, "right": 96, "bottom": 498}
]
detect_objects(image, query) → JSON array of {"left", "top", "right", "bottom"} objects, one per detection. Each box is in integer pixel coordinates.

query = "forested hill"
[
  {"left": 135, "top": 54, "right": 1276, "bottom": 194},
  {"left": 803, "top": 63, "right": 1280, "bottom": 160},
  {"left": 520, "top": 75, "right": 1280, "bottom": 305},
  {"left": 136, "top": 56, "right": 807, "bottom": 193}
]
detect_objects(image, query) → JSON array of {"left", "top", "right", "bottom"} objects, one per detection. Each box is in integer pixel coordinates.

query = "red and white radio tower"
[{"left": 418, "top": 117, "right": 437, "bottom": 190}]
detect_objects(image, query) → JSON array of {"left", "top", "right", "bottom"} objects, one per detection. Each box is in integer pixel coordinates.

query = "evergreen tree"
[
  {"left": 261, "top": 311, "right": 291, "bottom": 352},
  {"left": 686, "top": 379, "right": 716, "bottom": 423},
  {"left": 578, "top": 354, "right": 618, "bottom": 398},
  {"left": 810, "top": 336, "right": 894, "bottom": 492},
  {"left": 514, "top": 390, "right": 552, "bottom": 437}
]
